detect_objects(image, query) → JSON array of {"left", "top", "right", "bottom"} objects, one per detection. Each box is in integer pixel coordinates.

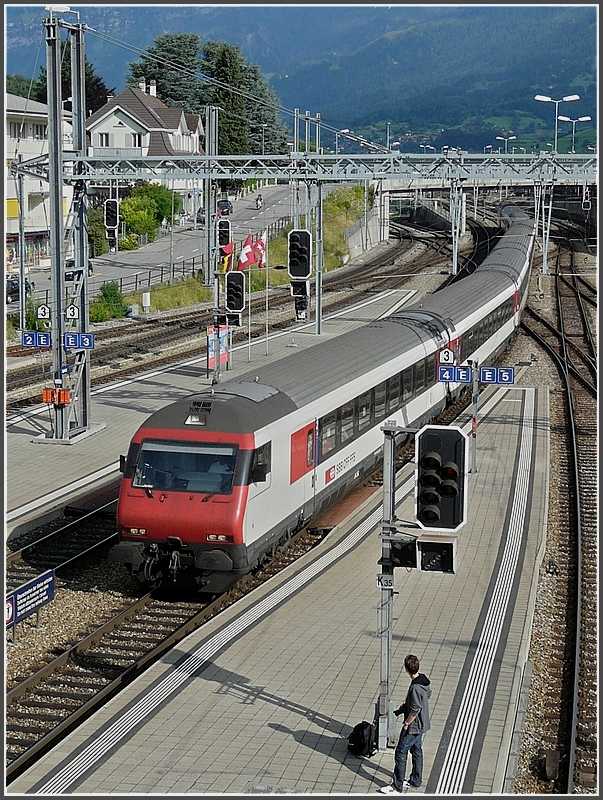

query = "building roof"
[
  {"left": 85, "top": 86, "right": 204, "bottom": 155},
  {"left": 5, "top": 92, "right": 50, "bottom": 116}
]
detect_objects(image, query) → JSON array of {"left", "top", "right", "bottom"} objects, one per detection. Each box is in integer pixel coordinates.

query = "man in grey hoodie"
[{"left": 379, "top": 654, "right": 432, "bottom": 794}]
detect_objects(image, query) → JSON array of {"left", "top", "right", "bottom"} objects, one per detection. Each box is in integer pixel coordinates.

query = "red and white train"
[{"left": 109, "top": 205, "right": 536, "bottom": 593}]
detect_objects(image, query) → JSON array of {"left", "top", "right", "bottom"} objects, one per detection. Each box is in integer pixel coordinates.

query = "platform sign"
[
  {"left": 65, "top": 304, "right": 79, "bottom": 319},
  {"left": 480, "top": 366, "right": 515, "bottom": 385},
  {"left": 22, "top": 330, "right": 52, "bottom": 348},
  {"left": 438, "top": 365, "right": 472, "bottom": 384},
  {"left": 207, "top": 325, "right": 229, "bottom": 369},
  {"left": 439, "top": 347, "right": 455, "bottom": 365},
  {"left": 376, "top": 573, "right": 394, "bottom": 589},
  {"left": 79, "top": 333, "right": 95, "bottom": 349},
  {"left": 63, "top": 332, "right": 95, "bottom": 350},
  {"left": 5, "top": 570, "right": 55, "bottom": 629},
  {"left": 36, "top": 304, "right": 51, "bottom": 320}
]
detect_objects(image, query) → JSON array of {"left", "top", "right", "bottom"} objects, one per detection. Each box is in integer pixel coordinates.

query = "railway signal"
[
  {"left": 287, "top": 229, "right": 312, "bottom": 279},
  {"left": 225, "top": 271, "right": 245, "bottom": 313},
  {"left": 415, "top": 424, "right": 468, "bottom": 531},
  {"left": 217, "top": 218, "right": 231, "bottom": 253},
  {"left": 103, "top": 199, "right": 119, "bottom": 229}
]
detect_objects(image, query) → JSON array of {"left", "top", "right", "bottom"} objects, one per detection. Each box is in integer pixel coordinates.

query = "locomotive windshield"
[{"left": 132, "top": 440, "right": 237, "bottom": 494}]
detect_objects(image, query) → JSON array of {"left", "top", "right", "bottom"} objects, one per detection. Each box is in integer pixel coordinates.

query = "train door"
[{"left": 290, "top": 420, "right": 317, "bottom": 517}]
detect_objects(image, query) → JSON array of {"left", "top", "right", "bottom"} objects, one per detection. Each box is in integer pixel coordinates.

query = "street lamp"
[
  {"left": 557, "top": 115, "right": 592, "bottom": 153},
  {"left": 484, "top": 144, "right": 492, "bottom": 154},
  {"left": 496, "top": 135, "right": 516, "bottom": 154},
  {"left": 260, "top": 123, "right": 268, "bottom": 156},
  {"left": 534, "top": 93, "right": 580, "bottom": 153}
]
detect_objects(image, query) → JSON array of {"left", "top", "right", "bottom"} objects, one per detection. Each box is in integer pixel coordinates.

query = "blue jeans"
[{"left": 393, "top": 730, "right": 424, "bottom": 789}]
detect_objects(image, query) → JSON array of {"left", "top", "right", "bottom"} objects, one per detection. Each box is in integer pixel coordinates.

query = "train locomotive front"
[{"left": 110, "top": 383, "right": 297, "bottom": 593}]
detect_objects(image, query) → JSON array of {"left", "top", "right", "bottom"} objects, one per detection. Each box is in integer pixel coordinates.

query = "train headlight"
[
  {"left": 124, "top": 527, "right": 146, "bottom": 536},
  {"left": 206, "top": 534, "right": 234, "bottom": 542}
]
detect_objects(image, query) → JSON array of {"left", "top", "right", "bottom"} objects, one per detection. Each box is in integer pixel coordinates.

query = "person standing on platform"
[{"left": 379, "top": 654, "right": 432, "bottom": 794}]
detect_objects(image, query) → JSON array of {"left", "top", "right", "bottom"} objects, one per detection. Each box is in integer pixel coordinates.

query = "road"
[{"left": 16, "top": 184, "right": 296, "bottom": 306}]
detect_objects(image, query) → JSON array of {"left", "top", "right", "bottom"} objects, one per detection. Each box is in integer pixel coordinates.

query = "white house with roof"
[
  {"left": 5, "top": 92, "right": 74, "bottom": 272},
  {"left": 85, "top": 80, "right": 205, "bottom": 216}
]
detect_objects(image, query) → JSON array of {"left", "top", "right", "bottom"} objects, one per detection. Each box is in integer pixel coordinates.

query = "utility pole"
[{"left": 44, "top": 12, "right": 67, "bottom": 439}]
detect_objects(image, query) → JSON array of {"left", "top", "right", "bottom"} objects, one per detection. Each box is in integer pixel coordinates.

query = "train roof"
[{"left": 140, "top": 203, "right": 533, "bottom": 435}]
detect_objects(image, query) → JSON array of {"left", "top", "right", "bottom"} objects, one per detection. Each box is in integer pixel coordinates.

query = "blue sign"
[
  {"left": 438, "top": 365, "right": 472, "bottom": 384},
  {"left": 22, "top": 331, "right": 52, "bottom": 348},
  {"left": 455, "top": 365, "right": 472, "bottom": 383},
  {"left": 5, "top": 570, "right": 55, "bottom": 628},
  {"left": 480, "top": 366, "right": 515, "bottom": 385},
  {"left": 63, "top": 332, "right": 95, "bottom": 350}
]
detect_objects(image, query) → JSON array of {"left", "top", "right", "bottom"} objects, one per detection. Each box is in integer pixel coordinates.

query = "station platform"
[{"left": 7, "top": 378, "right": 549, "bottom": 795}]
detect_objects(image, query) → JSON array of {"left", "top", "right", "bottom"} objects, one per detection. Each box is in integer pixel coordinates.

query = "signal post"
[{"left": 377, "top": 421, "right": 468, "bottom": 749}]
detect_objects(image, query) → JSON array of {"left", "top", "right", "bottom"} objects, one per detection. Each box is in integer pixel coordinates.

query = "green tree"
[
  {"left": 6, "top": 74, "right": 33, "bottom": 98},
  {"left": 202, "top": 41, "right": 250, "bottom": 157},
  {"left": 127, "top": 33, "right": 206, "bottom": 114},
  {"left": 119, "top": 195, "right": 159, "bottom": 240},
  {"left": 87, "top": 207, "right": 108, "bottom": 258},
  {"left": 243, "top": 63, "right": 289, "bottom": 155},
  {"left": 130, "top": 182, "right": 177, "bottom": 224},
  {"left": 32, "top": 50, "right": 114, "bottom": 116}
]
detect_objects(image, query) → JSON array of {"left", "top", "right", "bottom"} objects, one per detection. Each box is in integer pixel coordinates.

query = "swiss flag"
[
  {"left": 254, "top": 230, "right": 267, "bottom": 268},
  {"left": 237, "top": 234, "right": 256, "bottom": 270}
]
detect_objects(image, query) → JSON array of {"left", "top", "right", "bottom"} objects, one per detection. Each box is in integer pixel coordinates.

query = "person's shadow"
[{"left": 186, "top": 661, "right": 392, "bottom": 783}]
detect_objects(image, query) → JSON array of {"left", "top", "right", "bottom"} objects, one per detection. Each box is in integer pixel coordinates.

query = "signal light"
[
  {"left": 104, "top": 199, "right": 119, "bottom": 229},
  {"left": 288, "top": 229, "right": 312, "bottom": 279},
  {"left": 217, "top": 218, "right": 231, "bottom": 249},
  {"left": 415, "top": 424, "right": 468, "bottom": 531},
  {"left": 225, "top": 271, "right": 245, "bottom": 313}
]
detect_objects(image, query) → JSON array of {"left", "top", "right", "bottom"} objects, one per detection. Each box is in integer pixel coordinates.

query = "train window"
[
  {"left": 358, "top": 390, "right": 372, "bottom": 432},
  {"left": 425, "top": 353, "right": 436, "bottom": 386},
  {"left": 402, "top": 367, "right": 413, "bottom": 401},
  {"left": 374, "top": 382, "right": 386, "bottom": 421},
  {"left": 340, "top": 400, "right": 355, "bottom": 443},
  {"left": 321, "top": 411, "right": 337, "bottom": 457},
  {"left": 306, "top": 429, "right": 314, "bottom": 468},
  {"left": 132, "top": 440, "right": 237, "bottom": 494},
  {"left": 252, "top": 442, "right": 272, "bottom": 482},
  {"left": 415, "top": 360, "right": 425, "bottom": 393},
  {"left": 387, "top": 373, "right": 401, "bottom": 413}
]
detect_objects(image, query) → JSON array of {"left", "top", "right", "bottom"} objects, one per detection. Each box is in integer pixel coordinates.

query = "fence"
[{"left": 26, "top": 215, "right": 294, "bottom": 308}]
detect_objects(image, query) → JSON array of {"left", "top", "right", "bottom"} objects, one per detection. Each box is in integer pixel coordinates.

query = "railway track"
[
  {"left": 519, "top": 243, "right": 597, "bottom": 793},
  {"left": 6, "top": 502, "right": 118, "bottom": 596},
  {"left": 5, "top": 233, "right": 455, "bottom": 408},
  {"left": 6, "top": 217, "right": 498, "bottom": 410}
]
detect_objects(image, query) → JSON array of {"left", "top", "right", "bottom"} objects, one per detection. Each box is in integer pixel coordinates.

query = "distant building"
[
  {"left": 85, "top": 80, "right": 206, "bottom": 216},
  {"left": 5, "top": 92, "right": 74, "bottom": 272}
]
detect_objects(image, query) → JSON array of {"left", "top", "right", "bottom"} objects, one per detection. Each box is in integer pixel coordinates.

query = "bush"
[
  {"left": 89, "top": 281, "right": 129, "bottom": 322},
  {"left": 118, "top": 233, "right": 140, "bottom": 251}
]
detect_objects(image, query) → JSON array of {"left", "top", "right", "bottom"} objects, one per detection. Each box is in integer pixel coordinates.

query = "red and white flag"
[
  {"left": 254, "top": 230, "right": 267, "bottom": 268},
  {"left": 237, "top": 234, "right": 256, "bottom": 270}
]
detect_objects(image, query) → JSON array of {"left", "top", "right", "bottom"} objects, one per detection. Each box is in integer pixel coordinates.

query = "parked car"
[
  {"left": 195, "top": 208, "right": 206, "bottom": 224},
  {"left": 217, "top": 199, "right": 233, "bottom": 215},
  {"left": 6, "top": 277, "right": 32, "bottom": 303},
  {"left": 64, "top": 258, "right": 93, "bottom": 280}
]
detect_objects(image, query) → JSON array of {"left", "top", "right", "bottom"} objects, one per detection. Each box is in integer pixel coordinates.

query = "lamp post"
[
  {"left": 557, "top": 115, "right": 591, "bottom": 153},
  {"left": 496, "top": 135, "right": 516, "bottom": 154},
  {"left": 534, "top": 93, "right": 580, "bottom": 153},
  {"left": 484, "top": 144, "right": 492, "bottom": 154},
  {"left": 261, "top": 123, "right": 267, "bottom": 156}
]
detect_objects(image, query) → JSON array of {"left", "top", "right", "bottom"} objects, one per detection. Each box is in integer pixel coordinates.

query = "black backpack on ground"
[{"left": 347, "top": 720, "right": 377, "bottom": 757}]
